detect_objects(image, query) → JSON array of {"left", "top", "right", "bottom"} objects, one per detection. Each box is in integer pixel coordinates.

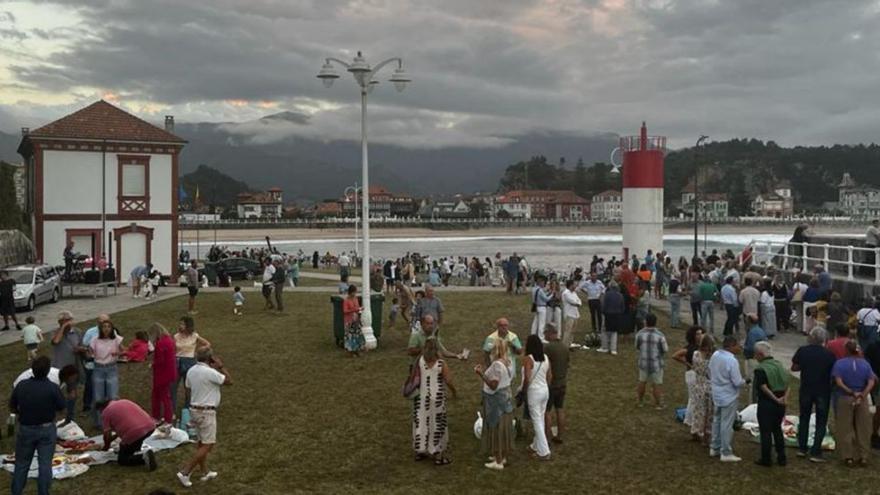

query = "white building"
[
  {"left": 591, "top": 190, "right": 622, "bottom": 221},
  {"left": 236, "top": 188, "right": 283, "bottom": 219},
  {"left": 17, "top": 100, "right": 186, "bottom": 281},
  {"left": 7, "top": 162, "right": 26, "bottom": 209},
  {"left": 838, "top": 173, "right": 880, "bottom": 217}
]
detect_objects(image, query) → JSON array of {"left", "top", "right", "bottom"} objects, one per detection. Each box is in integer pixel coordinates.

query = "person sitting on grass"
[
  {"left": 95, "top": 399, "right": 158, "bottom": 471},
  {"left": 21, "top": 316, "right": 42, "bottom": 362},
  {"left": 120, "top": 331, "right": 151, "bottom": 363},
  {"left": 232, "top": 286, "right": 245, "bottom": 316},
  {"left": 635, "top": 314, "right": 668, "bottom": 410},
  {"left": 343, "top": 284, "right": 365, "bottom": 357},
  {"left": 752, "top": 341, "right": 789, "bottom": 467}
]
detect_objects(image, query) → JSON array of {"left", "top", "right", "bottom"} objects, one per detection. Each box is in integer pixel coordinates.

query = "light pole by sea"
[
  {"left": 693, "top": 135, "right": 709, "bottom": 260},
  {"left": 343, "top": 182, "right": 362, "bottom": 257},
  {"left": 317, "top": 51, "right": 411, "bottom": 350}
]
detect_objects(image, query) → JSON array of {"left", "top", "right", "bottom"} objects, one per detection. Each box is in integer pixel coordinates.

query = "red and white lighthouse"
[{"left": 621, "top": 122, "right": 666, "bottom": 261}]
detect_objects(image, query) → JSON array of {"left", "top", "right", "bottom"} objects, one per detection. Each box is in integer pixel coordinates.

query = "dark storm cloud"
[{"left": 4, "top": 0, "right": 880, "bottom": 147}]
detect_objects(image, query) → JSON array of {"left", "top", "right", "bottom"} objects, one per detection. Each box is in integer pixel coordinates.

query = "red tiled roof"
[
  {"left": 27, "top": 100, "right": 185, "bottom": 143},
  {"left": 593, "top": 189, "right": 622, "bottom": 199},
  {"left": 237, "top": 192, "right": 281, "bottom": 205}
]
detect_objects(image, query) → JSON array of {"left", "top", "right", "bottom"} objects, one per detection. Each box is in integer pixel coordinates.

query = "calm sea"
[{"left": 183, "top": 233, "right": 790, "bottom": 271}]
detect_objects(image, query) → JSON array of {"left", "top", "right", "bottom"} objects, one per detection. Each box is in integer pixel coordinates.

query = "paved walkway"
[
  {"left": 648, "top": 296, "right": 806, "bottom": 375},
  {"left": 0, "top": 286, "right": 186, "bottom": 347}
]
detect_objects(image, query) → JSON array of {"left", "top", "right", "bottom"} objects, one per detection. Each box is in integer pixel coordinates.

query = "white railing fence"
[{"left": 750, "top": 239, "right": 880, "bottom": 284}]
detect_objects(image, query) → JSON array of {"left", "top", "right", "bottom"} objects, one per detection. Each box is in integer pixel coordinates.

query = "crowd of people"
[{"left": 7, "top": 310, "right": 232, "bottom": 494}]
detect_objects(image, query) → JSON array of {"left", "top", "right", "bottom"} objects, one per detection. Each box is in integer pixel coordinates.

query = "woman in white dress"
[
  {"left": 521, "top": 334, "right": 553, "bottom": 460},
  {"left": 412, "top": 339, "right": 457, "bottom": 465}
]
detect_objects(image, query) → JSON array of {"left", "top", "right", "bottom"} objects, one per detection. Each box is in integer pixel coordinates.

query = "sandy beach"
[{"left": 180, "top": 223, "right": 864, "bottom": 243}]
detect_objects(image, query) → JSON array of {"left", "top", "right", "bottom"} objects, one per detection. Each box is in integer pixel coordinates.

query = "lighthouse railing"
[{"left": 748, "top": 238, "right": 880, "bottom": 283}]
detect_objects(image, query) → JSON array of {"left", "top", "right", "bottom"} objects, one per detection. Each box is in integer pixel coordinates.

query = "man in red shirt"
[
  {"left": 826, "top": 324, "right": 853, "bottom": 360},
  {"left": 96, "top": 399, "right": 157, "bottom": 471}
]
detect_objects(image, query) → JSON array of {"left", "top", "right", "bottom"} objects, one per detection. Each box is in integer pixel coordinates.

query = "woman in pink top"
[
  {"left": 89, "top": 319, "right": 125, "bottom": 426},
  {"left": 149, "top": 323, "right": 178, "bottom": 424}
]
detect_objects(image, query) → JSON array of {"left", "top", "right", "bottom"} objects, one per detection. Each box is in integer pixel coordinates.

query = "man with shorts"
[
  {"left": 177, "top": 348, "right": 232, "bottom": 487},
  {"left": 185, "top": 261, "right": 199, "bottom": 315},
  {"left": 635, "top": 314, "right": 668, "bottom": 409},
  {"left": 543, "top": 324, "right": 570, "bottom": 443}
]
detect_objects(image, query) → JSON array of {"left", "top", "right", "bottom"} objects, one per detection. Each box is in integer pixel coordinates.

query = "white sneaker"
[
  {"left": 177, "top": 472, "right": 192, "bottom": 487},
  {"left": 709, "top": 449, "right": 719, "bottom": 457},
  {"left": 200, "top": 471, "right": 218, "bottom": 482},
  {"left": 484, "top": 461, "right": 504, "bottom": 471},
  {"left": 720, "top": 454, "right": 742, "bottom": 462},
  {"left": 610, "top": 351, "right": 618, "bottom": 356},
  {"left": 596, "top": 348, "right": 609, "bottom": 353}
]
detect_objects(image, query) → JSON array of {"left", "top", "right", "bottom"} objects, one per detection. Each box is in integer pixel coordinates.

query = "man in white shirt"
[
  {"left": 261, "top": 258, "right": 276, "bottom": 310},
  {"left": 177, "top": 348, "right": 233, "bottom": 488},
  {"left": 578, "top": 272, "right": 606, "bottom": 335},
  {"left": 561, "top": 279, "right": 583, "bottom": 348},
  {"left": 338, "top": 253, "right": 351, "bottom": 279},
  {"left": 856, "top": 300, "right": 880, "bottom": 349}
]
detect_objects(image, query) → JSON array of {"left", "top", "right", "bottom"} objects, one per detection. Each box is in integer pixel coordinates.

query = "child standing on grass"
[
  {"left": 149, "top": 270, "right": 162, "bottom": 297},
  {"left": 233, "top": 286, "right": 245, "bottom": 316},
  {"left": 389, "top": 297, "right": 399, "bottom": 329},
  {"left": 21, "top": 316, "right": 42, "bottom": 361}
]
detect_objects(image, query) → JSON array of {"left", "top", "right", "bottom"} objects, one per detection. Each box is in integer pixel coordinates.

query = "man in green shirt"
[
  {"left": 407, "top": 315, "right": 466, "bottom": 362},
  {"left": 481, "top": 318, "right": 522, "bottom": 380},
  {"left": 543, "top": 324, "right": 570, "bottom": 443},
  {"left": 698, "top": 275, "right": 718, "bottom": 334}
]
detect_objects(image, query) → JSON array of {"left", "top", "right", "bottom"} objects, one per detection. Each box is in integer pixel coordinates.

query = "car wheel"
[
  {"left": 27, "top": 295, "right": 35, "bottom": 312},
  {"left": 51, "top": 288, "right": 60, "bottom": 303}
]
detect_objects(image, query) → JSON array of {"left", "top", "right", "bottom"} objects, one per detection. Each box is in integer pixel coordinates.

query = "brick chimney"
[{"left": 164, "top": 115, "right": 174, "bottom": 132}]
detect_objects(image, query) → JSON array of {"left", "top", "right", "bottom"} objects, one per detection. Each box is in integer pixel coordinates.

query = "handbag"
[
  {"left": 516, "top": 359, "right": 542, "bottom": 407},
  {"left": 402, "top": 363, "right": 421, "bottom": 399}
]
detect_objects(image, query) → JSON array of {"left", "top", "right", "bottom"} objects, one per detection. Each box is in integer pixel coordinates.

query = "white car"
[{"left": 8, "top": 264, "right": 62, "bottom": 311}]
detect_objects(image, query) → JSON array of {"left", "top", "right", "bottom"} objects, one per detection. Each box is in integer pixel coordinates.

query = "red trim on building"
[
  {"left": 112, "top": 224, "right": 154, "bottom": 283},
  {"left": 23, "top": 138, "right": 183, "bottom": 155},
  {"left": 34, "top": 145, "right": 43, "bottom": 263},
  {"left": 117, "top": 155, "right": 151, "bottom": 215},
  {"left": 43, "top": 214, "right": 175, "bottom": 221},
  {"left": 170, "top": 152, "right": 179, "bottom": 279}
]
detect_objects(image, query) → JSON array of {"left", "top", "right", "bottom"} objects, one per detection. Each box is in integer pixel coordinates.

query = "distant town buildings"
[
  {"left": 680, "top": 182, "right": 729, "bottom": 219},
  {"left": 417, "top": 197, "right": 472, "bottom": 218},
  {"left": 591, "top": 190, "right": 622, "bottom": 221},
  {"left": 236, "top": 187, "right": 283, "bottom": 219},
  {"left": 751, "top": 181, "right": 793, "bottom": 218},
  {"left": 339, "top": 185, "right": 416, "bottom": 218},
  {"left": 495, "top": 190, "right": 590, "bottom": 220},
  {"left": 837, "top": 172, "right": 880, "bottom": 217}
]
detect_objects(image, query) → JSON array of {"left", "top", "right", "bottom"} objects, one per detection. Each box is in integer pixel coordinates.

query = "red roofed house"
[
  {"left": 495, "top": 190, "right": 590, "bottom": 220},
  {"left": 17, "top": 100, "right": 186, "bottom": 281},
  {"left": 236, "top": 188, "right": 283, "bottom": 219},
  {"left": 591, "top": 190, "right": 622, "bottom": 221}
]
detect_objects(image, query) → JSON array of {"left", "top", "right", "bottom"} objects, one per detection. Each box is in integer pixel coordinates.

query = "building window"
[{"left": 117, "top": 155, "right": 150, "bottom": 214}]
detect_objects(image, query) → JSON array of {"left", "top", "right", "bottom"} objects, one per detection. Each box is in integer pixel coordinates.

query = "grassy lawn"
[{"left": 0, "top": 291, "right": 876, "bottom": 494}]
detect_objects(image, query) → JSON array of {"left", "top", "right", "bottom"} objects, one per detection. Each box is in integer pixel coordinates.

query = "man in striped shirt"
[{"left": 635, "top": 313, "right": 668, "bottom": 409}]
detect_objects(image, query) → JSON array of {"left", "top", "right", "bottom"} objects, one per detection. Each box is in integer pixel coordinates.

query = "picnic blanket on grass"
[
  {"left": 739, "top": 403, "right": 835, "bottom": 451},
  {"left": 2, "top": 421, "right": 191, "bottom": 480}
]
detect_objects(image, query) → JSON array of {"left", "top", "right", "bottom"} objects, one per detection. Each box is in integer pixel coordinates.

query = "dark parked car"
[{"left": 208, "top": 257, "right": 262, "bottom": 283}]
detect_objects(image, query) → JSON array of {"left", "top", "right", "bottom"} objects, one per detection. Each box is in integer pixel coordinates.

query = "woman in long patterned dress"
[
  {"left": 413, "top": 339, "right": 457, "bottom": 465},
  {"left": 690, "top": 334, "right": 715, "bottom": 444},
  {"left": 342, "top": 284, "right": 365, "bottom": 356}
]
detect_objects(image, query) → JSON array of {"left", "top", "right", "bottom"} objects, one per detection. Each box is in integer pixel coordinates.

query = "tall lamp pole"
[
  {"left": 344, "top": 183, "right": 362, "bottom": 257},
  {"left": 694, "top": 135, "right": 709, "bottom": 261},
  {"left": 318, "top": 51, "right": 411, "bottom": 350}
]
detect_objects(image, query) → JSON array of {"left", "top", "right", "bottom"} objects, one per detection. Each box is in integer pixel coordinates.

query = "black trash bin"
[{"left": 330, "top": 293, "right": 385, "bottom": 346}]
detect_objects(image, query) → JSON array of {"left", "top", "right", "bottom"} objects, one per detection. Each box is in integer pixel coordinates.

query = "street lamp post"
[
  {"left": 344, "top": 183, "right": 362, "bottom": 257},
  {"left": 318, "top": 51, "right": 411, "bottom": 350},
  {"left": 694, "top": 135, "right": 709, "bottom": 261}
]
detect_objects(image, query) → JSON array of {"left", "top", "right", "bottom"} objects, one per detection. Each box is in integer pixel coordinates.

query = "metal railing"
[{"left": 749, "top": 239, "right": 880, "bottom": 283}]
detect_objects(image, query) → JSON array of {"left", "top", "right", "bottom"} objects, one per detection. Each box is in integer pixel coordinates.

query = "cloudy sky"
[{"left": 0, "top": 0, "right": 878, "bottom": 149}]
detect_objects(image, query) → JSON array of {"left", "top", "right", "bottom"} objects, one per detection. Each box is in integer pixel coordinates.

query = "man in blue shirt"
[
  {"left": 530, "top": 275, "right": 551, "bottom": 341},
  {"left": 708, "top": 336, "right": 746, "bottom": 462},
  {"left": 721, "top": 277, "right": 740, "bottom": 336},
  {"left": 743, "top": 314, "right": 768, "bottom": 398},
  {"left": 9, "top": 356, "right": 65, "bottom": 495}
]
